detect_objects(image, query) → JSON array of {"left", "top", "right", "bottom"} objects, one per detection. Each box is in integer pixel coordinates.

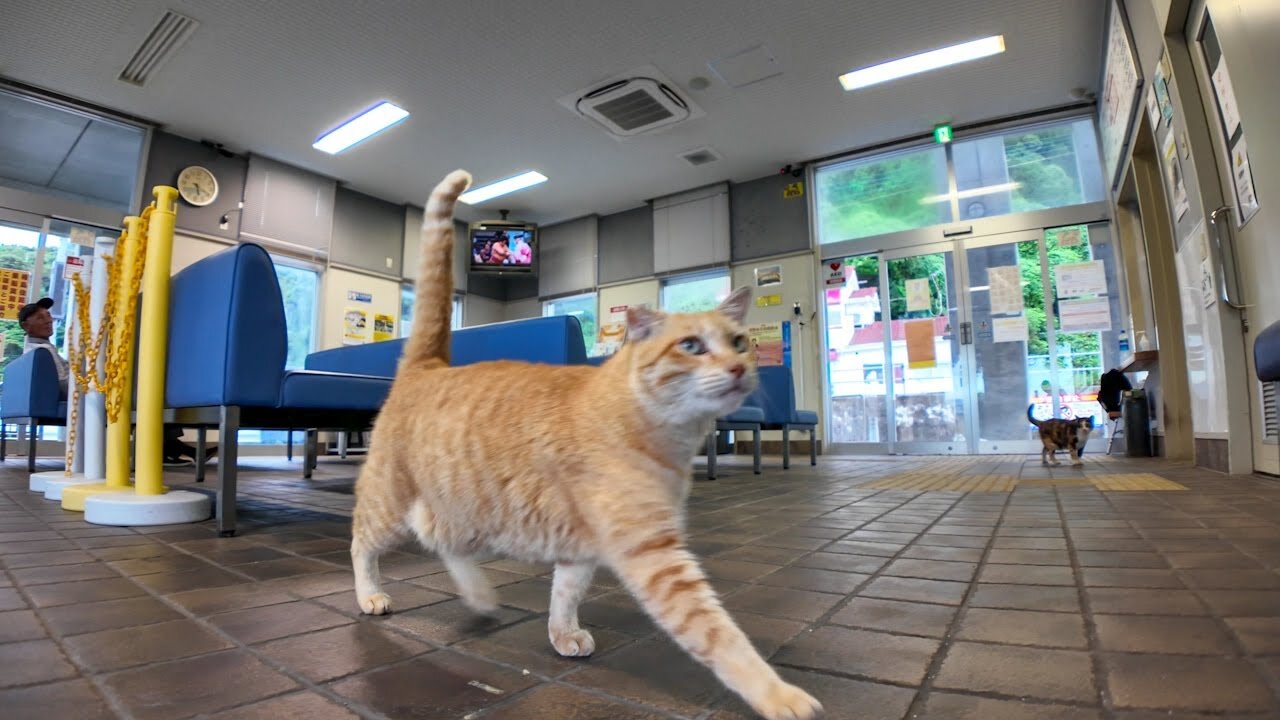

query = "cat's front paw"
[
  {"left": 749, "top": 680, "right": 822, "bottom": 720},
  {"left": 550, "top": 627, "right": 596, "bottom": 657},
  {"left": 358, "top": 592, "right": 392, "bottom": 615}
]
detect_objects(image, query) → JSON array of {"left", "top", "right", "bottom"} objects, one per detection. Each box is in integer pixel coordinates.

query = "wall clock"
[{"left": 177, "top": 165, "right": 219, "bottom": 207}]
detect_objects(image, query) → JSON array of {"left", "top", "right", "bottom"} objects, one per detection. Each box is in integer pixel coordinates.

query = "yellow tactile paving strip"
[{"left": 862, "top": 462, "right": 1187, "bottom": 493}]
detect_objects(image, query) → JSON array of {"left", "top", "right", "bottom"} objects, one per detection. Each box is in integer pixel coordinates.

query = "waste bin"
[{"left": 1123, "top": 394, "right": 1152, "bottom": 457}]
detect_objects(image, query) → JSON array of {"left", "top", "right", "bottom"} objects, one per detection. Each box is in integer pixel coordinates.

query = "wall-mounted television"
[{"left": 468, "top": 221, "right": 537, "bottom": 275}]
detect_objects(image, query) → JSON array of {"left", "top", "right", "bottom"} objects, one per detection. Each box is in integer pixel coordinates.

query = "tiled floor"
[{"left": 3, "top": 454, "right": 1280, "bottom": 719}]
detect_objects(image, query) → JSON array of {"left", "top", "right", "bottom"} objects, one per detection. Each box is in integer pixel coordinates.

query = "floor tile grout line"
[
  {"left": 1056, "top": 485, "right": 1120, "bottom": 720},
  {"left": 897, "top": 485, "right": 1015, "bottom": 718}
]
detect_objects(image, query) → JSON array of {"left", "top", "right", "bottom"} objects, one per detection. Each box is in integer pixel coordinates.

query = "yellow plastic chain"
[{"left": 103, "top": 209, "right": 150, "bottom": 424}]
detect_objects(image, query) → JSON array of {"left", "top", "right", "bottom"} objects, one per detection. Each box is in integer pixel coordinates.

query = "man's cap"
[{"left": 17, "top": 297, "right": 54, "bottom": 325}]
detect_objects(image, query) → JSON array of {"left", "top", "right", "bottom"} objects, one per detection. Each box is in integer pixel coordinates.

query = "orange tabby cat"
[{"left": 351, "top": 170, "right": 822, "bottom": 720}]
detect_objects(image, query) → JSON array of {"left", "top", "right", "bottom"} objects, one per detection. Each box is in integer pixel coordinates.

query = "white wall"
[
  {"left": 504, "top": 297, "right": 541, "bottom": 322},
  {"left": 598, "top": 278, "right": 659, "bottom": 315},
  {"left": 464, "top": 294, "right": 504, "bottom": 327},
  {"left": 732, "top": 253, "right": 822, "bottom": 438},
  {"left": 171, "top": 233, "right": 229, "bottom": 273},
  {"left": 320, "top": 267, "right": 401, "bottom": 349}
]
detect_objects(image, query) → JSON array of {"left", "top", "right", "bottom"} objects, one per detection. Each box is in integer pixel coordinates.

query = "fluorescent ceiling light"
[
  {"left": 458, "top": 171, "right": 548, "bottom": 205},
  {"left": 839, "top": 35, "right": 1006, "bottom": 91},
  {"left": 920, "top": 182, "right": 1021, "bottom": 204},
  {"left": 313, "top": 101, "right": 410, "bottom": 154}
]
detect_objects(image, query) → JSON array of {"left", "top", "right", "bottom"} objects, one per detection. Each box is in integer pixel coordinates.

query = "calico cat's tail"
[
  {"left": 1026, "top": 404, "right": 1043, "bottom": 427},
  {"left": 403, "top": 169, "right": 472, "bottom": 368}
]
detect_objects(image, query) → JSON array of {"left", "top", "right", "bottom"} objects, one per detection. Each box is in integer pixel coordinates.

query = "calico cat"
[
  {"left": 1027, "top": 405, "right": 1093, "bottom": 466},
  {"left": 350, "top": 170, "right": 822, "bottom": 720}
]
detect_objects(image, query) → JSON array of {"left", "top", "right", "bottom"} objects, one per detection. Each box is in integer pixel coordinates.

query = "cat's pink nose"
[{"left": 729, "top": 364, "right": 745, "bottom": 378}]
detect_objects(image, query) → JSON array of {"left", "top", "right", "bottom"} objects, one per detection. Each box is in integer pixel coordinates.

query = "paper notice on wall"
[
  {"left": 1059, "top": 298, "right": 1112, "bottom": 333},
  {"left": 343, "top": 307, "right": 370, "bottom": 345},
  {"left": 373, "top": 313, "right": 395, "bottom": 342},
  {"left": 992, "top": 315, "right": 1028, "bottom": 344},
  {"left": 747, "top": 321, "right": 790, "bottom": 367},
  {"left": 1145, "top": 86, "right": 1160, "bottom": 127},
  {"left": 824, "top": 260, "right": 846, "bottom": 287},
  {"left": 754, "top": 264, "right": 782, "bottom": 287},
  {"left": 1231, "top": 136, "right": 1260, "bottom": 224},
  {"left": 988, "top": 265, "right": 1023, "bottom": 315},
  {"left": 62, "top": 256, "right": 85, "bottom": 280},
  {"left": 68, "top": 228, "right": 96, "bottom": 247},
  {"left": 1054, "top": 261, "right": 1108, "bottom": 298},
  {"left": 1162, "top": 130, "right": 1189, "bottom": 221},
  {"left": 1212, "top": 58, "right": 1242, "bottom": 138},
  {"left": 904, "top": 319, "right": 936, "bottom": 369},
  {"left": 906, "top": 278, "right": 931, "bottom": 312}
]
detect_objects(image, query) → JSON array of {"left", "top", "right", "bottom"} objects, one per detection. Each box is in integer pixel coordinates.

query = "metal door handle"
[{"left": 1207, "top": 205, "right": 1250, "bottom": 310}]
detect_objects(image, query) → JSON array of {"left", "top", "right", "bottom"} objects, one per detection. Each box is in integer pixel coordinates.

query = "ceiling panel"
[
  {"left": 49, "top": 120, "right": 145, "bottom": 208},
  {"left": 0, "top": 0, "right": 1105, "bottom": 224},
  {"left": 0, "top": 91, "right": 88, "bottom": 185}
]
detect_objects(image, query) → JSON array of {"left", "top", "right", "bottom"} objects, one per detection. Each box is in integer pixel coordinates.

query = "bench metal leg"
[
  {"left": 286, "top": 430, "right": 293, "bottom": 461},
  {"left": 338, "top": 431, "right": 348, "bottom": 459},
  {"left": 195, "top": 427, "right": 207, "bottom": 483},
  {"left": 2, "top": 428, "right": 7, "bottom": 461},
  {"left": 216, "top": 406, "right": 240, "bottom": 537},
  {"left": 810, "top": 427, "right": 818, "bottom": 466},
  {"left": 28, "top": 426, "right": 37, "bottom": 472},
  {"left": 752, "top": 427, "right": 762, "bottom": 474},
  {"left": 705, "top": 432, "right": 718, "bottom": 480},
  {"left": 781, "top": 425, "right": 792, "bottom": 469},
  {"left": 303, "top": 430, "right": 317, "bottom": 479}
]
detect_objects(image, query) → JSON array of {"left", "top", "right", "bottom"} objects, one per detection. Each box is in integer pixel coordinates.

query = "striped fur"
[{"left": 350, "top": 170, "right": 821, "bottom": 720}]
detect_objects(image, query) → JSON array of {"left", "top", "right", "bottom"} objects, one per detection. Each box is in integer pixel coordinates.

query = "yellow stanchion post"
[
  {"left": 62, "top": 217, "right": 143, "bottom": 512},
  {"left": 83, "top": 187, "right": 209, "bottom": 526}
]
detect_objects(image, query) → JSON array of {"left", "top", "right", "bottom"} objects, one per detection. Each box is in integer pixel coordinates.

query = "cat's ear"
[
  {"left": 717, "top": 286, "right": 752, "bottom": 324},
  {"left": 626, "top": 306, "right": 665, "bottom": 342}
]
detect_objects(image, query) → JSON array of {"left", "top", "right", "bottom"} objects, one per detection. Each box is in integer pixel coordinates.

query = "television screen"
[{"left": 470, "top": 225, "right": 536, "bottom": 273}]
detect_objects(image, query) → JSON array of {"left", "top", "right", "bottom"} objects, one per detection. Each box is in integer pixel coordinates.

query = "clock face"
[{"left": 177, "top": 166, "right": 219, "bottom": 207}]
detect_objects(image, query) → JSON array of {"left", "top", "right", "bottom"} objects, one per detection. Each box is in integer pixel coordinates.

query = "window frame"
[
  {"left": 268, "top": 253, "right": 322, "bottom": 369},
  {"left": 400, "top": 285, "right": 463, "bottom": 336}
]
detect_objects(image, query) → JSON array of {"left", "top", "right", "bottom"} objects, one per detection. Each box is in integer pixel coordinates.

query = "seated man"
[{"left": 18, "top": 297, "right": 215, "bottom": 466}]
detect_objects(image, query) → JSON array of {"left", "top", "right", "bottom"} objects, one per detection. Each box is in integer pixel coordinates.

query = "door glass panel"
[
  {"left": 825, "top": 255, "right": 888, "bottom": 443},
  {"left": 0, "top": 221, "right": 42, "bottom": 384},
  {"left": 966, "top": 237, "right": 1049, "bottom": 446},
  {"left": 1046, "top": 224, "right": 1126, "bottom": 432},
  {"left": 815, "top": 146, "right": 952, "bottom": 244},
  {"left": 886, "top": 251, "right": 966, "bottom": 446}
]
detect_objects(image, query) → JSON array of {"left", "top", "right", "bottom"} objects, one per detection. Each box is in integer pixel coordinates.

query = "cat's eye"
[
  {"left": 678, "top": 337, "right": 707, "bottom": 355},
  {"left": 732, "top": 334, "right": 750, "bottom": 353}
]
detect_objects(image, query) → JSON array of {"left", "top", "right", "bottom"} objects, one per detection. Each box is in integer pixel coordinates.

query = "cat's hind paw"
[
  {"left": 358, "top": 592, "right": 393, "bottom": 615},
  {"left": 751, "top": 681, "right": 823, "bottom": 720},
  {"left": 550, "top": 627, "right": 596, "bottom": 657}
]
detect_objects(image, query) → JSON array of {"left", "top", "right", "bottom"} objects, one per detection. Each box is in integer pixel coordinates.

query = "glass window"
[
  {"left": 660, "top": 270, "right": 731, "bottom": 313},
  {"left": 816, "top": 146, "right": 951, "bottom": 244},
  {"left": 241, "top": 258, "right": 319, "bottom": 446},
  {"left": 0, "top": 223, "right": 44, "bottom": 384},
  {"left": 399, "top": 286, "right": 462, "bottom": 336},
  {"left": 542, "top": 292, "right": 596, "bottom": 351},
  {"left": 951, "top": 118, "right": 1104, "bottom": 221}
]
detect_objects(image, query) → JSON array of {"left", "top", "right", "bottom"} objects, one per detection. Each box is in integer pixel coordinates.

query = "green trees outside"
[{"left": 273, "top": 264, "right": 317, "bottom": 369}]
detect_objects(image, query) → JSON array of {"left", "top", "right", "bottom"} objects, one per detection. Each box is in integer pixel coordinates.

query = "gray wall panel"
[
  {"left": 730, "top": 173, "right": 810, "bottom": 261},
  {"left": 538, "top": 216, "right": 597, "bottom": 298},
  {"left": 331, "top": 186, "right": 403, "bottom": 275},
  {"left": 597, "top": 205, "right": 653, "bottom": 284},
  {"left": 241, "top": 154, "right": 335, "bottom": 252},
  {"left": 141, "top": 131, "right": 247, "bottom": 241}
]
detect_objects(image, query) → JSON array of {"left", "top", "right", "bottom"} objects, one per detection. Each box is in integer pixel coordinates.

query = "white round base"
[
  {"left": 41, "top": 473, "right": 100, "bottom": 501},
  {"left": 84, "top": 491, "right": 211, "bottom": 527},
  {"left": 29, "top": 470, "right": 60, "bottom": 493}
]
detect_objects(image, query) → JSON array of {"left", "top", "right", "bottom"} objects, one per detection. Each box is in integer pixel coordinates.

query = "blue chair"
[
  {"left": 705, "top": 402, "right": 763, "bottom": 479},
  {"left": 755, "top": 366, "right": 819, "bottom": 469},
  {"left": 0, "top": 350, "right": 66, "bottom": 471}
]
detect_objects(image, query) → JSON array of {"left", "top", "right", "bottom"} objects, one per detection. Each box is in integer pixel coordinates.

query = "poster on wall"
[
  {"left": 992, "top": 315, "right": 1028, "bottom": 344},
  {"left": 987, "top": 265, "right": 1024, "bottom": 314},
  {"left": 1099, "top": 0, "right": 1142, "bottom": 188},
  {"left": 347, "top": 291, "right": 372, "bottom": 303},
  {"left": 905, "top": 278, "right": 931, "bottom": 312},
  {"left": 1145, "top": 86, "right": 1160, "bottom": 127},
  {"left": 824, "top": 260, "right": 846, "bottom": 287},
  {"left": 754, "top": 265, "right": 783, "bottom": 287},
  {"left": 596, "top": 304, "right": 633, "bottom": 355},
  {"left": 62, "top": 256, "right": 85, "bottom": 280},
  {"left": 69, "top": 227, "right": 96, "bottom": 247},
  {"left": 373, "top": 313, "right": 395, "bottom": 342},
  {"left": 904, "top": 319, "right": 936, "bottom": 369},
  {"left": 1162, "top": 131, "right": 1190, "bottom": 220},
  {"left": 1211, "top": 58, "right": 1242, "bottom": 137},
  {"left": 746, "top": 321, "right": 791, "bottom": 367},
  {"left": 1153, "top": 61, "right": 1174, "bottom": 126},
  {"left": 1059, "top": 298, "right": 1113, "bottom": 333},
  {"left": 1231, "top": 137, "right": 1260, "bottom": 222},
  {"left": 343, "top": 307, "right": 370, "bottom": 345},
  {"left": 1054, "top": 260, "right": 1108, "bottom": 298},
  {"left": 0, "top": 268, "right": 30, "bottom": 320}
]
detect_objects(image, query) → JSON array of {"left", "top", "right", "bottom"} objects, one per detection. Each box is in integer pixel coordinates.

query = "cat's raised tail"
[
  {"left": 403, "top": 169, "right": 472, "bottom": 368},
  {"left": 1026, "top": 404, "right": 1043, "bottom": 427}
]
